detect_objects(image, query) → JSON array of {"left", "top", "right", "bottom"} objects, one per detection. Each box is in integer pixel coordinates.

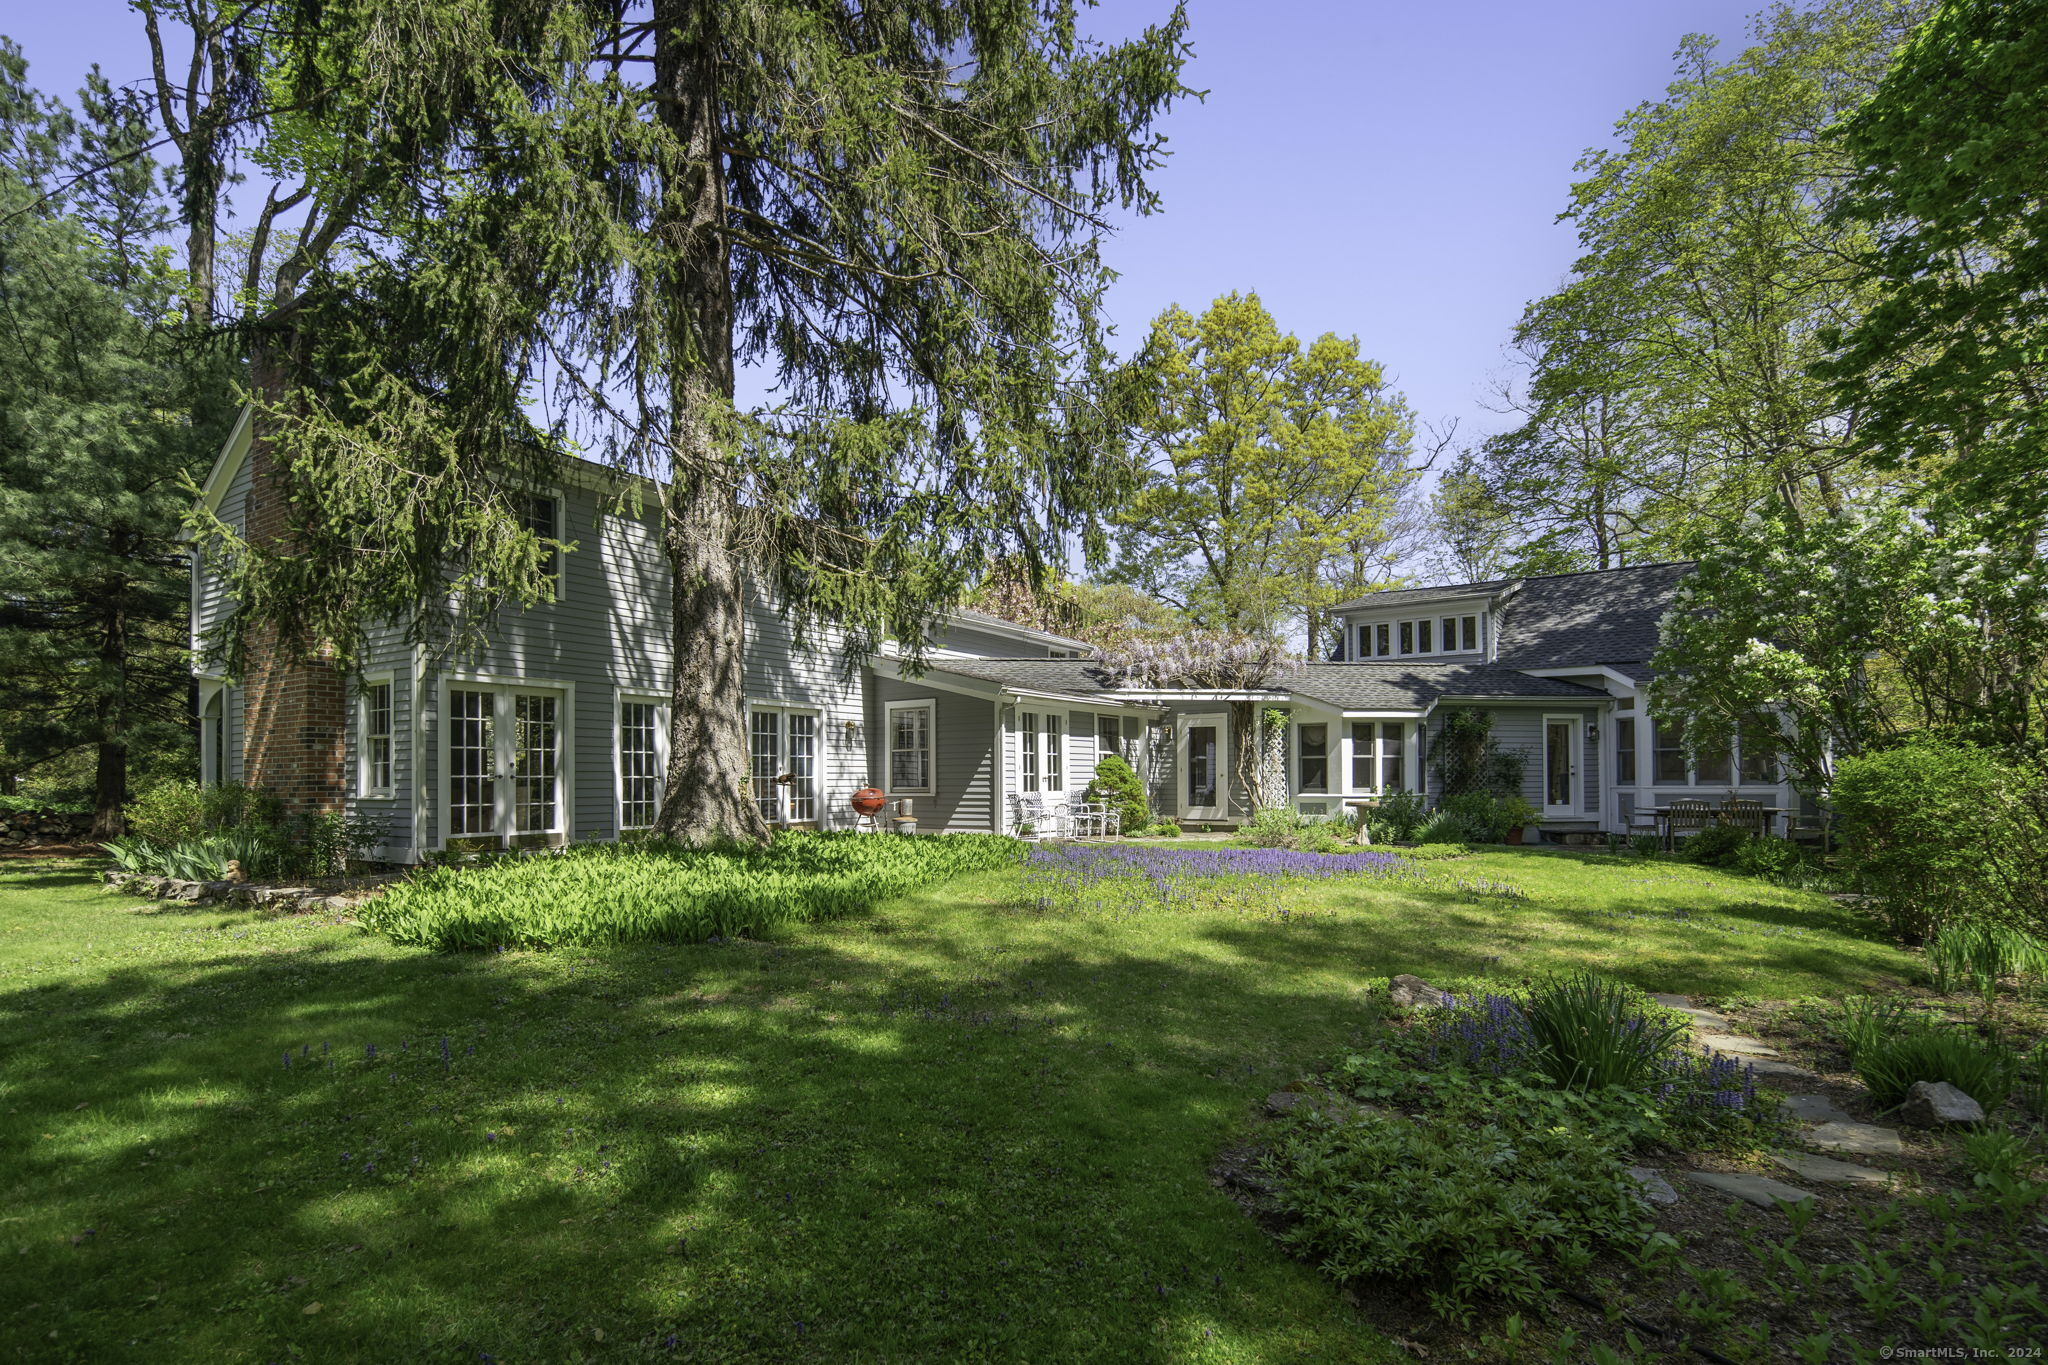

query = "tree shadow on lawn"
[
  {"left": 1218, "top": 875, "right": 1913, "bottom": 1002},
  {"left": 0, "top": 915, "right": 1400, "bottom": 1363}
]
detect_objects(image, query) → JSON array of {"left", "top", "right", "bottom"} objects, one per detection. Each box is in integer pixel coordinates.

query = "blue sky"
[{"left": 9, "top": 0, "right": 1768, "bottom": 447}]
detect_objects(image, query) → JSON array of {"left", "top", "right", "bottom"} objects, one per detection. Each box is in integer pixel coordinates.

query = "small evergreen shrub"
[{"left": 1083, "top": 754, "right": 1150, "bottom": 835}]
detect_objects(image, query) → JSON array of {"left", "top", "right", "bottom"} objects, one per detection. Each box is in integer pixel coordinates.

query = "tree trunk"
[
  {"left": 648, "top": 0, "right": 768, "bottom": 845},
  {"left": 90, "top": 580, "right": 128, "bottom": 841}
]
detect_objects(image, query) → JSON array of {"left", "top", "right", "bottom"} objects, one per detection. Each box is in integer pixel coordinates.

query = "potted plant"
[{"left": 1497, "top": 795, "right": 1539, "bottom": 845}]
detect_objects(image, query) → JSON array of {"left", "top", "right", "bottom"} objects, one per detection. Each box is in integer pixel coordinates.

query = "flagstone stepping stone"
[
  {"left": 1265, "top": 1091, "right": 1307, "bottom": 1116},
  {"left": 1649, "top": 993, "right": 1735, "bottom": 1031},
  {"left": 1804, "top": 1119, "right": 1905, "bottom": 1156},
  {"left": 1698, "top": 1032, "right": 1783, "bottom": 1058},
  {"left": 1769, "top": 1152, "right": 1894, "bottom": 1187},
  {"left": 1685, "top": 1171, "right": 1816, "bottom": 1209},
  {"left": 1627, "top": 1166, "right": 1681, "bottom": 1206},
  {"left": 1783, "top": 1095, "right": 1855, "bottom": 1123},
  {"left": 1742, "top": 1056, "right": 1820, "bottom": 1081}
]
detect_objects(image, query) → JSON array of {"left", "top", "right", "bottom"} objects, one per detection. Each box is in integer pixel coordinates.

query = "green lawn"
[{"left": 0, "top": 848, "right": 1914, "bottom": 1362}]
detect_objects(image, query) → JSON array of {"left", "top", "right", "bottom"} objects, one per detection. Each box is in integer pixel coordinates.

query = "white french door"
[
  {"left": 1177, "top": 711, "right": 1228, "bottom": 821},
  {"left": 748, "top": 705, "right": 820, "bottom": 826},
  {"left": 445, "top": 684, "right": 566, "bottom": 845},
  {"left": 1542, "top": 715, "right": 1582, "bottom": 819}
]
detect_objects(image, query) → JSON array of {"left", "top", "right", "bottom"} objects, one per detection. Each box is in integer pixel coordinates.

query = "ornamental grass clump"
[
  {"left": 358, "top": 831, "right": 1022, "bottom": 949},
  {"left": 1520, "top": 971, "right": 1695, "bottom": 1091},
  {"left": 1850, "top": 1019, "right": 2016, "bottom": 1111}
]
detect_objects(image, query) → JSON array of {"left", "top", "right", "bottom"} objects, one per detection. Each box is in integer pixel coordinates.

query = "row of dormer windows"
[{"left": 1351, "top": 613, "right": 1484, "bottom": 659}]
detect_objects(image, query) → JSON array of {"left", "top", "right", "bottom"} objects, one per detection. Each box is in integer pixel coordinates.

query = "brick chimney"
[{"left": 239, "top": 423, "right": 349, "bottom": 815}]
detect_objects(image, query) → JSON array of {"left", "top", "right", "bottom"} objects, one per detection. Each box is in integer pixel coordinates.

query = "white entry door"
[
  {"left": 446, "top": 685, "right": 566, "bottom": 846},
  {"left": 1542, "top": 715, "right": 1582, "bottom": 819},
  {"left": 1177, "top": 711, "right": 1228, "bottom": 822},
  {"left": 748, "top": 705, "right": 820, "bottom": 826}
]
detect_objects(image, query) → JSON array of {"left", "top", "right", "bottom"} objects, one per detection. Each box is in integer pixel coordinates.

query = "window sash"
[
  {"left": 1461, "top": 615, "right": 1478, "bottom": 651},
  {"left": 1615, "top": 717, "right": 1636, "bottom": 786},
  {"left": 619, "top": 702, "right": 661, "bottom": 829},
  {"left": 1044, "top": 714, "right": 1064, "bottom": 793},
  {"left": 1380, "top": 724, "right": 1405, "bottom": 791},
  {"left": 1652, "top": 720, "right": 1688, "bottom": 785},
  {"left": 889, "top": 703, "right": 932, "bottom": 793},
  {"left": 1298, "top": 723, "right": 1328, "bottom": 793},
  {"left": 363, "top": 682, "right": 394, "bottom": 794}
]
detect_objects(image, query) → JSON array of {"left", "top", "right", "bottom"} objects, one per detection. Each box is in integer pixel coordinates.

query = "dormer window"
[{"left": 1352, "top": 611, "right": 1485, "bottom": 659}]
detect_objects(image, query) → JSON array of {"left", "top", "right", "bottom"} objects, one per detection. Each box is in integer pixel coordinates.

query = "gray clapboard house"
[{"left": 190, "top": 417, "right": 1795, "bottom": 856}]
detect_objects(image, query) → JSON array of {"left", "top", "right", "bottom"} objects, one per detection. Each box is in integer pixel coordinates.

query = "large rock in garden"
[
  {"left": 1388, "top": 974, "right": 1451, "bottom": 1010},
  {"left": 1898, "top": 1080, "right": 1985, "bottom": 1128}
]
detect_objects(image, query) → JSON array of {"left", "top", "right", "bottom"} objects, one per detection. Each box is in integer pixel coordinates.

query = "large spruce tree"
[{"left": 184, "top": 0, "right": 1190, "bottom": 841}]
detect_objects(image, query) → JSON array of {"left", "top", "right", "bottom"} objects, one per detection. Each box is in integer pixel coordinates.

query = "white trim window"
[
  {"left": 359, "top": 678, "right": 395, "bottom": 797},
  {"left": 1348, "top": 721, "right": 1406, "bottom": 792},
  {"left": 523, "top": 491, "right": 565, "bottom": 601},
  {"left": 1044, "top": 713, "right": 1064, "bottom": 795},
  {"left": 441, "top": 680, "right": 571, "bottom": 845},
  {"left": 1353, "top": 613, "right": 1484, "bottom": 658},
  {"left": 1020, "top": 710, "right": 1041, "bottom": 792},
  {"left": 618, "top": 697, "right": 667, "bottom": 831},
  {"left": 1297, "top": 722, "right": 1329, "bottom": 793},
  {"left": 887, "top": 699, "right": 935, "bottom": 796}
]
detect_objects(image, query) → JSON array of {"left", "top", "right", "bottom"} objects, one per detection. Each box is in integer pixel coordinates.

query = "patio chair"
[
  {"left": 1720, "top": 797, "right": 1768, "bottom": 837},
  {"left": 1068, "top": 801, "right": 1107, "bottom": 840},
  {"left": 1664, "top": 797, "right": 1715, "bottom": 852},
  {"left": 1012, "top": 792, "right": 1050, "bottom": 838}
]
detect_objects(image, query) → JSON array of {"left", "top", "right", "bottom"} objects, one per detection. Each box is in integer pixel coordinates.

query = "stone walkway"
[{"left": 1640, "top": 992, "right": 1907, "bottom": 1214}]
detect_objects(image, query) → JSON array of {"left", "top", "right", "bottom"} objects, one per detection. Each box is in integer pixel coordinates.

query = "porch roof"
[
  {"left": 1276, "top": 662, "right": 1613, "bottom": 710},
  {"left": 914, "top": 657, "right": 1611, "bottom": 712}
]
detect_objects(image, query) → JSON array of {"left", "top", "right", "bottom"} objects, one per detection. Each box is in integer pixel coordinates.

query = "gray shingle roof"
[
  {"left": 1329, "top": 579, "right": 1514, "bottom": 611},
  {"left": 1277, "top": 663, "right": 1611, "bottom": 709},
  {"left": 919, "top": 657, "right": 1609, "bottom": 711},
  {"left": 1491, "top": 562, "right": 1694, "bottom": 671}
]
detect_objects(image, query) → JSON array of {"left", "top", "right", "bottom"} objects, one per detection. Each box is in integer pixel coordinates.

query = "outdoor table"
[{"left": 1650, "top": 805, "right": 1782, "bottom": 850}]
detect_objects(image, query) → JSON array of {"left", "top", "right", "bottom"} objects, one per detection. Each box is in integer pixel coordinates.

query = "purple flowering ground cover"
[{"left": 0, "top": 847, "right": 1914, "bottom": 1362}]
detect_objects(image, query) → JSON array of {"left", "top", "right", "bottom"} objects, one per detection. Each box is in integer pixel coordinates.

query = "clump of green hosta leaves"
[{"left": 360, "top": 831, "right": 1023, "bottom": 949}]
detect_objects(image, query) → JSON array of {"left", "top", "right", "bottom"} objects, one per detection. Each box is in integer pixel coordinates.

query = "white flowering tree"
[{"left": 1650, "top": 495, "right": 2048, "bottom": 796}]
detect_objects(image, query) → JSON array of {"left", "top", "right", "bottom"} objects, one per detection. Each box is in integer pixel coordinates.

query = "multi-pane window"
[
  {"left": 1347, "top": 722, "right": 1404, "bottom": 791},
  {"left": 1615, "top": 717, "right": 1637, "bottom": 786},
  {"left": 785, "top": 713, "right": 817, "bottom": 822},
  {"left": 889, "top": 702, "right": 933, "bottom": 794},
  {"left": 513, "top": 694, "right": 559, "bottom": 834},
  {"left": 1044, "top": 714, "right": 1064, "bottom": 793},
  {"left": 1357, "top": 615, "right": 1483, "bottom": 657},
  {"left": 1652, "top": 720, "right": 1689, "bottom": 785},
  {"left": 749, "top": 708, "right": 781, "bottom": 822},
  {"left": 1020, "top": 711, "right": 1040, "bottom": 791},
  {"left": 449, "top": 689, "right": 495, "bottom": 836},
  {"left": 362, "top": 681, "right": 394, "bottom": 795},
  {"left": 1098, "top": 715, "right": 1121, "bottom": 764},
  {"left": 1297, "top": 723, "right": 1328, "bottom": 793},
  {"left": 524, "top": 493, "right": 562, "bottom": 592},
  {"left": 1738, "top": 719, "right": 1779, "bottom": 784},
  {"left": 619, "top": 701, "right": 661, "bottom": 829},
  {"left": 1694, "top": 738, "right": 1732, "bottom": 786}
]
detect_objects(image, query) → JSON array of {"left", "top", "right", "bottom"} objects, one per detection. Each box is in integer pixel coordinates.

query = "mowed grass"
[{"left": 0, "top": 848, "right": 1913, "bottom": 1362}]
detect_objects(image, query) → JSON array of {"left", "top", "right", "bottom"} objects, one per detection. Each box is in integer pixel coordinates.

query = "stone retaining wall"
[
  {"left": 2, "top": 809, "right": 93, "bottom": 848},
  {"left": 102, "top": 869, "right": 403, "bottom": 914}
]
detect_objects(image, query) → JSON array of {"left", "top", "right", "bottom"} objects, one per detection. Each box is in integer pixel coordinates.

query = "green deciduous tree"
[
  {"left": 1649, "top": 494, "right": 2048, "bottom": 794},
  {"left": 1821, "top": 0, "right": 2048, "bottom": 541},
  {"left": 1107, "top": 291, "right": 1416, "bottom": 646},
  {"left": 1485, "top": 0, "right": 1927, "bottom": 560}
]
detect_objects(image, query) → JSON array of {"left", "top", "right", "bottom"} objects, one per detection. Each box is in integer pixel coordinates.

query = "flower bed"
[{"left": 1021, "top": 842, "right": 1524, "bottom": 917}]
